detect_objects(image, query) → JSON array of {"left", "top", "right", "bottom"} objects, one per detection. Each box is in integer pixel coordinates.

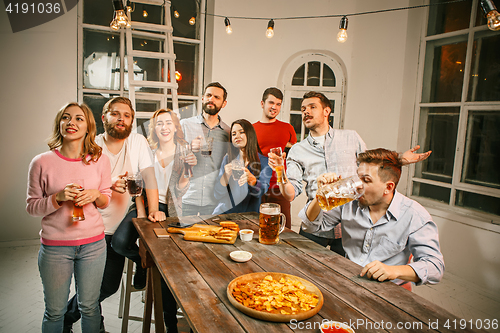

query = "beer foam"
[{"left": 260, "top": 207, "right": 280, "bottom": 215}]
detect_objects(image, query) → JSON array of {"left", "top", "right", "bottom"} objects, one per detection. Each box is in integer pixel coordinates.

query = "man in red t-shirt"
[{"left": 253, "top": 87, "right": 297, "bottom": 228}]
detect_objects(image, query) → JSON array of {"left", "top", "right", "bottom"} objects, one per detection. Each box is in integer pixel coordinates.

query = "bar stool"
[{"left": 118, "top": 258, "right": 146, "bottom": 333}]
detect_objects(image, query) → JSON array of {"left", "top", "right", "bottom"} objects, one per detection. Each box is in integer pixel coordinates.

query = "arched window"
[{"left": 278, "top": 51, "right": 346, "bottom": 141}]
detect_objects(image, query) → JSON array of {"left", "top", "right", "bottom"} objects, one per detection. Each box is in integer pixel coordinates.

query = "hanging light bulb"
[
  {"left": 110, "top": 0, "right": 131, "bottom": 30},
  {"left": 174, "top": 9, "right": 180, "bottom": 18},
  {"left": 224, "top": 17, "right": 233, "bottom": 34},
  {"left": 266, "top": 19, "right": 275, "bottom": 38},
  {"left": 175, "top": 70, "right": 182, "bottom": 81},
  {"left": 143, "top": 10, "right": 148, "bottom": 17},
  {"left": 480, "top": 0, "right": 500, "bottom": 31},
  {"left": 189, "top": 16, "right": 196, "bottom": 25},
  {"left": 110, "top": 20, "right": 120, "bottom": 31},
  {"left": 126, "top": 0, "right": 132, "bottom": 13},
  {"left": 337, "top": 16, "right": 348, "bottom": 43}
]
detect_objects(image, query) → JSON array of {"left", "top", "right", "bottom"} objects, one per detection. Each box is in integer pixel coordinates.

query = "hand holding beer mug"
[
  {"left": 269, "top": 147, "right": 286, "bottom": 183},
  {"left": 259, "top": 203, "right": 286, "bottom": 245},
  {"left": 316, "top": 175, "right": 364, "bottom": 211},
  {"left": 70, "top": 179, "right": 85, "bottom": 222}
]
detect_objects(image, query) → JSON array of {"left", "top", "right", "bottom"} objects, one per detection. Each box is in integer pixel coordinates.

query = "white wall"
[{"left": 0, "top": 4, "right": 78, "bottom": 242}]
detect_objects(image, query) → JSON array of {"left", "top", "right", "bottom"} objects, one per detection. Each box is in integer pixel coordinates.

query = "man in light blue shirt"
[
  {"left": 300, "top": 148, "right": 444, "bottom": 286},
  {"left": 271, "top": 91, "right": 430, "bottom": 256},
  {"left": 180, "top": 82, "right": 231, "bottom": 216}
]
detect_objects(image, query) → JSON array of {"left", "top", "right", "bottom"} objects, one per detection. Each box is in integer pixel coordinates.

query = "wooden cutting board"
[{"left": 167, "top": 224, "right": 238, "bottom": 244}]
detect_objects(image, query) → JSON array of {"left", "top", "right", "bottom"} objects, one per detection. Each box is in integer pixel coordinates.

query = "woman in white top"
[{"left": 112, "top": 109, "right": 195, "bottom": 332}]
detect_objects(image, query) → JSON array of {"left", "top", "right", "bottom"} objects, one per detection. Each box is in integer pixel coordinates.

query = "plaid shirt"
[{"left": 180, "top": 114, "right": 230, "bottom": 208}]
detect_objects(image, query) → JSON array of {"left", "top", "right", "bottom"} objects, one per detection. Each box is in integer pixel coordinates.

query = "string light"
[
  {"left": 174, "top": 8, "right": 180, "bottom": 18},
  {"left": 266, "top": 19, "right": 274, "bottom": 38},
  {"left": 337, "top": 16, "right": 348, "bottom": 43},
  {"left": 175, "top": 71, "right": 182, "bottom": 81},
  {"left": 224, "top": 17, "right": 233, "bottom": 34},
  {"left": 480, "top": 0, "right": 500, "bottom": 31},
  {"left": 143, "top": 10, "right": 148, "bottom": 18},
  {"left": 189, "top": 16, "right": 196, "bottom": 25},
  {"left": 110, "top": 0, "right": 130, "bottom": 30},
  {"left": 202, "top": 0, "right": 468, "bottom": 39},
  {"left": 126, "top": 0, "right": 132, "bottom": 13}
]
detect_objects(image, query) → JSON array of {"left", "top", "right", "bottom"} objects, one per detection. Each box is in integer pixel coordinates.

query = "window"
[
  {"left": 280, "top": 53, "right": 346, "bottom": 142},
  {"left": 412, "top": 0, "right": 500, "bottom": 219},
  {"left": 78, "top": 0, "right": 205, "bottom": 135}
]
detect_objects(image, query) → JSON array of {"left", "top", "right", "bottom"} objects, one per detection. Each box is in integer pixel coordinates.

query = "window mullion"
[
  {"left": 450, "top": 20, "right": 476, "bottom": 206},
  {"left": 319, "top": 62, "right": 324, "bottom": 87},
  {"left": 119, "top": 29, "right": 125, "bottom": 97},
  {"left": 77, "top": 0, "right": 84, "bottom": 103}
]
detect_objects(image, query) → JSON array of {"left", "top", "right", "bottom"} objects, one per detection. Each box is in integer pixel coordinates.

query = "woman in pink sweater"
[{"left": 27, "top": 102, "right": 112, "bottom": 333}]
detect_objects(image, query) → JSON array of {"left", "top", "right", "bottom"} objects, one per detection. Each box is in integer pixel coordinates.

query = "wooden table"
[{"left": 133, "top": 213, "right": 483, "bottom": 333}]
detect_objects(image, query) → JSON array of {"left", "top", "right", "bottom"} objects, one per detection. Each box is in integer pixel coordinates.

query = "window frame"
[
  {"left": 410, "top": 0, "right": 500, "bottom": 223},
  {"left": 77, "top": 0, "right": 206, "bottom": 132},
  {"left": 279, "top": 52, "right": 347, "bottom": 142}
]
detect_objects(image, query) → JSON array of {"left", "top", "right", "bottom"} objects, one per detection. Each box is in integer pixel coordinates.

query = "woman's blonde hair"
[
  {"left": 147, "top": 109, "right": 186, "bottom": 149},
  {"left": 47, "top": 102, "right": 102, "bottom": 164}
]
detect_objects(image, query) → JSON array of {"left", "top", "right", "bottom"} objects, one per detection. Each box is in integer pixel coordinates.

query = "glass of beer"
[
  {"left": 316, "top": 175, "right": 364, "bottom": 211},
  {"left": 126, "top": 173, "right": 143, "bottom": 198},
  {"left": 180, "top": 143, "right": 193, "bottom": 178},
  {"left": 71, "top": 179, "right": 85, "bottom": 222},
  {"left": 269, "top": 147, "right": 284, "bottom": 183},
  {"left": 231, "top": 158, "right": 245, "bottom": 181},
  {"left": 201, "top": 137, "right": 214, "bottom": 157},
  {"left": 259, "top": 203, "right": 286, "bottom": 245}
]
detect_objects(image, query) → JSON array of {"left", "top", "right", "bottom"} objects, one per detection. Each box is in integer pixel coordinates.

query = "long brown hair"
[
  {"left": 47, "top": 102, "right": 102, "bottom": 164},
  {"left": 147, "top": 109, "right": 186, "bottom": 150},
  {"left": 228, "top": 119, "right": 263, "bottom": 175}
]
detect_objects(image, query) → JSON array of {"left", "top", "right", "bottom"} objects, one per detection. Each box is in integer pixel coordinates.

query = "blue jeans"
[
  {"left": 64, "top": 235, "right": 124, "bottom": 328},
  {"left": 111, "top": 209, "right": 141, "bottom": 265},
  {"left": 38, "top": 239, "right": 106, "bottom": 333}
]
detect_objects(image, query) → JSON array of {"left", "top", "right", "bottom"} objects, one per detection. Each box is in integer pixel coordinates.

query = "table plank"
[
  {"left": 166, "top": 226, "right": 294, "bottom": 332},
  {"left": 281, "top": 230, "right": 485, "bottom": 333},
  {"left": 133, "top": 219, "right": 246, "bottom": 333},
  {"left": 197, "top": 214, "right": 388, "bottom": 333}
]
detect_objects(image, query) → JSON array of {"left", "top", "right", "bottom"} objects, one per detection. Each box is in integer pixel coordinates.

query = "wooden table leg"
[
  {"left": 152, "top": 265, "right": 165, "bottom": 333},
  {"left": 142, "top": 268, "right": 153, "bottom": 333}
]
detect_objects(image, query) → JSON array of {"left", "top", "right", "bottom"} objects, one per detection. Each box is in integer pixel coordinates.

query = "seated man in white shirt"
[{"left": 300, "top": 148, "right": 444, "bottom": 288}]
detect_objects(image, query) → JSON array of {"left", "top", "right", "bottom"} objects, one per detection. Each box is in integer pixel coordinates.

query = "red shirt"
[{"left": 253, "top": 120, "right": 297, "bottom": 189}]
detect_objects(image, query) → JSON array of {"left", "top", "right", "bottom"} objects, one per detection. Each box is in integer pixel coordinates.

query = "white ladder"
[{"left": 125, "top": 0, "right": 179, "bottom": 117}]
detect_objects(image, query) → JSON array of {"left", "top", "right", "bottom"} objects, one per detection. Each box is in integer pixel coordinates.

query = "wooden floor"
[{"left": 1, "top": 240, "right": 499, "bottom": 332}]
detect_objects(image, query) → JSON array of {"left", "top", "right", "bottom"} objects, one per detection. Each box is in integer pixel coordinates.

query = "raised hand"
[{"left": 401, "top": 145, "right": 432, "bottom": 165}]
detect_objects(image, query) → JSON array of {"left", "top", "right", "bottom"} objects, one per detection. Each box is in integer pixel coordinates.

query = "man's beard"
[
  {"left": 202, "top": 102, "right": 221, "bottom": 116},
  {"left": 104, "top": 120, "right": 132, "bottom": 140}
]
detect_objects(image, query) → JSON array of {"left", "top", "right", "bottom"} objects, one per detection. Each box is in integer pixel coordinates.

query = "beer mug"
[
  {"left": 316, "top": 175, "right": 364, "bottom": 211},
  {"left": 259, "top": 203, "right": 286, "bottom": 245}
]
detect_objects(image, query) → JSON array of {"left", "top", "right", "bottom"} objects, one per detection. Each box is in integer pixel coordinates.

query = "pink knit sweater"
[{"left": 27, "top": 150, "right": 112, "bottom": 246}]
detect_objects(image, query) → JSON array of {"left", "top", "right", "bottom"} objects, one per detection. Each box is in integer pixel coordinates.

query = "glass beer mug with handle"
[
  {"left": 316, "top": 175, "right": 364, "bottom": 211},
  {"left": 259, "top": 203, "right": 286, "bottom": 245},
  {"left": 126, "top": 172, "right": 144, "bottom": 198}
]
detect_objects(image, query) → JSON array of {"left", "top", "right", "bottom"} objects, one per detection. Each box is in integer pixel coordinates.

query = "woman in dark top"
[{"left": 213, "top": 119, "right": 271, "bottom": 214}]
